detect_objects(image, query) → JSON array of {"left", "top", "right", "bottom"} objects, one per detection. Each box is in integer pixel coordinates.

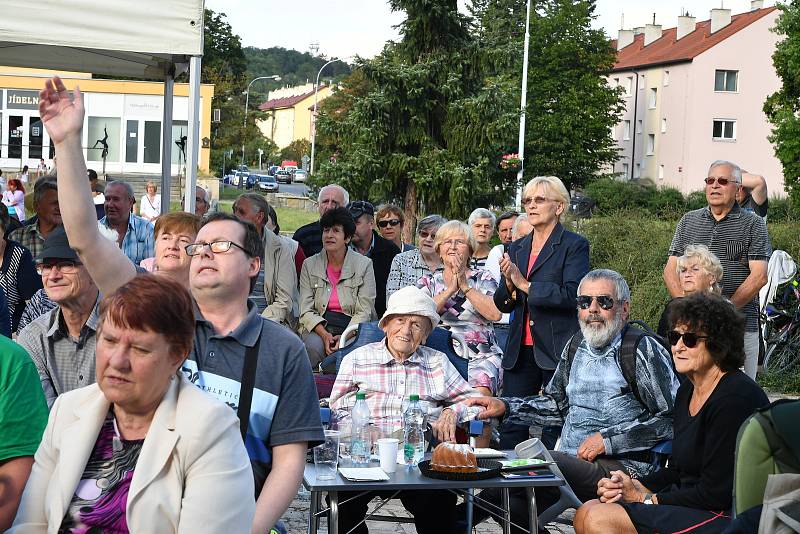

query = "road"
[{"left": 278, "top": 181, "right": 310, "bottom": 197}]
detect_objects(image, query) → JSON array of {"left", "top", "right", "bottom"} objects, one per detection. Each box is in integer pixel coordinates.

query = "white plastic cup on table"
[
  {"left": 377, "top": 438, "right": 399, "bottom": 474},
  {"left": 314, "top": 430, "right": 341, "bottom": 480}
]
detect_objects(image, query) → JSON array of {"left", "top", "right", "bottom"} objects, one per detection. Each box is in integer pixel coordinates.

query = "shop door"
[
  {"left": 125, "top": 120, "right": 138, "bottom": 163},
  {"left": 8, "top": 116, "right": 23, "bottom": 160},
  {"left": 29, "top": 116, "right": 43, "bottom": 160},
  {"left": 143, "top": 121, "right": 161, "bottom": 164}
]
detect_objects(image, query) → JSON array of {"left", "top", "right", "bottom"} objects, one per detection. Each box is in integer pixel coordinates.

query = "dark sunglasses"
[
  {"left": 576, "top": 295, "right": 615, "bottom": 310},
  {"left": 377, "top": 219, "right": 401, "bottom": 228},
  {"left": 704, "top": 177, "right": 739, "bottom": 186},
  {"left": 667, "top": 331, "right": 709, "bottom": 348}
]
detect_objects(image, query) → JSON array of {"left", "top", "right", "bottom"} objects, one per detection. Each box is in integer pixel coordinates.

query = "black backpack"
[{"left": 562, "top": 320, "right": 678, "bottom": 406}]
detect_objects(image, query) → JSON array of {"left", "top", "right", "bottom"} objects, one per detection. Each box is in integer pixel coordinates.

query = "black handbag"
[{"left": 323, "top": 310, "right": 352, "bottom": 336}]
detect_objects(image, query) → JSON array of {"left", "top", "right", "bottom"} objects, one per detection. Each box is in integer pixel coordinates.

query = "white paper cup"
[{"left": 377, "top": 438, "right": 399, "bottom": 473}]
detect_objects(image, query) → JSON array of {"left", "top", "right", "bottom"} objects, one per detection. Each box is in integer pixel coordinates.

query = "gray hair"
[
  {"left": 511, "top": 214, "right": 532, "bottom": 239},
  {"left": 676, "top": 244, "right": 724, "bottom": 294},
  {"left": 106, "top": 180, "right": 135, "bottom": 202},
  {"left": 708, "top": 160, "right": 742, "bottom": 183},
  {"left": 578, "top": 269, "right": 631, "bottom": 303},
  {"left": 468, "top": 207, "right": 496, "bottom": 228},
  {"left": 319, "top": 184, "right": 350, "bottom": 206},
  {"left": 234, "top": 192, "right": 270, "bottom": 224},
  {"left": 195, "top": 185, "right": 210, "bottom": 203},
  {"left": 33, "top": 179, "right": 58, "bottom": 205},
  {"left": 417, "top": 214, "right": 446, "bottom": 236}
]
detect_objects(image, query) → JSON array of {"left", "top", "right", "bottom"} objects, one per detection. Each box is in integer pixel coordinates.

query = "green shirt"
[{"left": 0, "top": 336, "right": 47, "bottom": 461}]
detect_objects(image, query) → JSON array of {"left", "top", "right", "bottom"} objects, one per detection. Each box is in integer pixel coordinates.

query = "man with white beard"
[{"left": 465, "top": 269, "right": 679, "bottom": 532}]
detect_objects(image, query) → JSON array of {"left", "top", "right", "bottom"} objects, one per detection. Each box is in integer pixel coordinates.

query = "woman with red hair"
[{"left": 2, "top": 179, "right": 26, "bottom": 222}]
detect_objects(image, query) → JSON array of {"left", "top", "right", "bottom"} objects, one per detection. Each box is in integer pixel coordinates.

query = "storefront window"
[
  {"left": 87, "top": 117, "right": 121, "bottom": 162},
  {"left": 172, "top": 120, "right": 188, "bottom": 165}
]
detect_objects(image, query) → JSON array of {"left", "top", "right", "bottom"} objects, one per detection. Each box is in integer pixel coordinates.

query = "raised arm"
[
  {"left": 741, "top": 172, "right": 768, "bottom": 205},
  {"left": 38, "top": 76, "right": 135, "bottom": 295}
]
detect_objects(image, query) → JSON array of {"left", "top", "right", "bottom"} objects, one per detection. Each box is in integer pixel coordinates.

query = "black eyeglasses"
[
  {"left": 576, "top": 295, "right": 615, "bottom": 310},
  {"left": 667, "top": 331, "right": 708, "bottom": 348},
  {"left": 704, "top": 177, "right": 740, "bottom": 187},
  {"left": 36, "top": 260, "right": 82, "bottom": 276},
  {"left": 377, "top": 219, "right": 401, "bottom": 228},
  {"left": 185, "top": 240, "right": 250, "bottom": 257}
]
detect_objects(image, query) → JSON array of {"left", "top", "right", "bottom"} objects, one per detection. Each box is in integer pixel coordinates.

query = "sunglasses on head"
[
  {"left": 377, "top": 219, "right": 401, "bottom": 228},
  {"left": 667, "top": 330, "right": 708, "bottom": 348},
  {"left": 576, "top": 295, "right": 615, "bottom": 310},
  {"left": 704, "top": 177, "right": 740, "bottom": 186}
]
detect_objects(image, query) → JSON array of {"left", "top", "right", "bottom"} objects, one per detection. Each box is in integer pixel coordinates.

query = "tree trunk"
[{"left": 402, "top": 179, "right": 417, "bottom": 244}]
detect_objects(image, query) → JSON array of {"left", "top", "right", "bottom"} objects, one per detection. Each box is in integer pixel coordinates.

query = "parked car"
[
  {"left": 275, "top": 169, "right": 292, "bottom": 184},
  {"left": 293, "top": 169, "right": 308, "bottom": 183},
  {"left": 256, "top": 174, "right": 279, "bottom": 193}
]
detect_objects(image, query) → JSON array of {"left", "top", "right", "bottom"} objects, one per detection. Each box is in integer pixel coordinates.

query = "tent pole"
[
  {"left": 185, "top": 55, "right": 201, "bottom": 214},
  {"left": 161, "top": 71, "right": 174, "bottom": 214}
]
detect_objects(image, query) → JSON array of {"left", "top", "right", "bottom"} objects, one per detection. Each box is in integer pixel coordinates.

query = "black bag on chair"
[{"left": 323, "top": 310, "right": 351, "bottom": 336}]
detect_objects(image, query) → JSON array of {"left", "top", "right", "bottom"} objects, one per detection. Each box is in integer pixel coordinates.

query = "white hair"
[
  {"left": 708, "top": 160, "right": 742, "bottom": 183},
  {"left": 468, "top": 207, "right": 496, "bottom": 228},
  {"left": 319, "top": 184, "right": 349, "bottom": 206}
]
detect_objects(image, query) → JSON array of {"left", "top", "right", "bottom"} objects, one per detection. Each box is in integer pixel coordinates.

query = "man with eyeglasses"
[
  {"left": 464, "top": 269, "right": 679, "bottom": 533},
  {"left": 663, "top": 160, "right": 770, "bottom": 379},
  {"left": 292, "top": 184, "right": 349, "bottom": 257},
  {"left": 17, "top": 226, "right": 101, "bottom": 409},
  {"left": 347, "top": 200, "right": 400, "bottom": 316}
]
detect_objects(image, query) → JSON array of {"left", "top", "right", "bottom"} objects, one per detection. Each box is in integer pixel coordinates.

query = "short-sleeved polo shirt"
[{"left": 668, "top": 205, "right": 771, "bottom": 330}]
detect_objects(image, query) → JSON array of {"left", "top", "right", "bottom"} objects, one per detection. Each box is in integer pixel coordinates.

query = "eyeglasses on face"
[
  {"left": 441, "top": 239, "right": 467, "bottom": 248},
  {"left": 704, "top": 177, "right": 740, "bottom": 187},
  {"left": 36, "top": 260, "right": 82, "bottom": 276},
  {"left": 418, "top": 230, "right": 435, "bottom": 239},
  {"left": 576, "top": 295, "right": 615, "bottom": 310},
  {"left": 378, "top": 219, "right": 401, "bottom": 228},
  {"left": 667, "top": 330, "right": 708, "bottom": 348},
  {"left": 185, "top": 240, "right": 250, "bottom": 257},
  {"left": 521, "top": 196, "right": 553, "bottom": 207}
]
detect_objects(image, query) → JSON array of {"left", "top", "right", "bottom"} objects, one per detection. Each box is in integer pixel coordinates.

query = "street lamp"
[
  {"left": 516, "top": 0, "right": 532, "bottom": 209},
  {"left": 242, "top": 75, "right": 281, "bottom": 166},
  {"left": 310, "top": 57, "right": 351, "bottom": 176}
]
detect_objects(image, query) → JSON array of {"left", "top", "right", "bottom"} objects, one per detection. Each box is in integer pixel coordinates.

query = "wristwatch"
[{"left": 643, "top": 493, "right": 655, "bottom": 505}]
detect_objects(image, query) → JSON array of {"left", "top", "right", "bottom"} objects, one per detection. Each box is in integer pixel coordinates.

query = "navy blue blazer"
[{"left": 494, "top": 223, "right": 590, "bottom": 371}]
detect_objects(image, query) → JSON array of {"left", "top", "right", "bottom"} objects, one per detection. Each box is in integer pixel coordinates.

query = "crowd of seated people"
[{"left": 0, "top": 75, "right": 781, "bottom": 534}]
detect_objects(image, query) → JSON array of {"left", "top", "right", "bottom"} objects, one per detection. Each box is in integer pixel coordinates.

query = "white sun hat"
[{"left": 378, "top": 286, "right": 441, "bottom": 330}]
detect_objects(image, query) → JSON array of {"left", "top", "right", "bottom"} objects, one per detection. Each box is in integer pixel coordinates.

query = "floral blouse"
[{"left": 417, "top": 268, "right": 503, "bottom": 394}]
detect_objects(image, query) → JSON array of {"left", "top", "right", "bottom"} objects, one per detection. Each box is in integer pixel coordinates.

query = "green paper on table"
[{"left": 499, "top": 458, "right": 553, "bottom": 471}]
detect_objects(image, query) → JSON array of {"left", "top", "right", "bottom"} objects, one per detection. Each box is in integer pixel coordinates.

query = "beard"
[{"left": 579, "top": 310, "right": 626, "bottom": 349}]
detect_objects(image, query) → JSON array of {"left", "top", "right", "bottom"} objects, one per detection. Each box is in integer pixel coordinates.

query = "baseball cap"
[{"left": 347, "top": 200, "right": 375, "bottom": 220}]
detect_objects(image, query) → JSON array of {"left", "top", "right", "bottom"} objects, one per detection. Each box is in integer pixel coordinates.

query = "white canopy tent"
[{"left": 0, "top": 0, "right": 205, "bottom": 213}]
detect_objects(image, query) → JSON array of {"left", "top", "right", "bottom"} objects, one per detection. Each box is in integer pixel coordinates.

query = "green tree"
[
  {"left": 279, "top": 139, "right": 311, "bottom": 164},
  {"left": 764, "top": 1, "right": 800, "bottom": 208}
]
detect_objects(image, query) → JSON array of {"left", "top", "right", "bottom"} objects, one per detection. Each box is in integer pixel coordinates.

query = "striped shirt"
[
  {"left": 100, "top": 213, "right": 155, "bottom": 266},
  {"left": 668, "top": 205, "right": 771, "bottom": 331},
  {"left": 16, "top": 298, "right": 101, "bottom": 409},
  {"left": 329, "top": 341, "right": 482, "bottom": 434}
]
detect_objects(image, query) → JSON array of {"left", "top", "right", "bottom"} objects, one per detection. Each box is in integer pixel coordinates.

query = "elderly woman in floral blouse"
[{"left": 417, "top": 220, "right": 503, "bottom": 396}]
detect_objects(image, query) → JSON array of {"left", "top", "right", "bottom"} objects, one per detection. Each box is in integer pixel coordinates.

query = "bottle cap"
[
  {"left": 356, "top": 392, "right": 366, "bottom": 400},
  {"left": 409, "top": 394, "right": 420, "bottom": 401}
]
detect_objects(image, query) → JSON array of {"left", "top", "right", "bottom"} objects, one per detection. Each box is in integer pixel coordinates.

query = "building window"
[
  {"left": 715, "top": 70, "right": 738, "bottom": 92},
  {"left": 640, "top": 74, "right": 646, "bottom": 89},
  {"left": 613, "top": 77, "right": 619, "bottom": 87},
  {"left": 661, "top": 118, "right": 667, "bottom": 133},
  {"left": 649, "top": 88, "right": 658, "bottom": 108},
  {"left": 634, "top": 163, "right": 641, "bottom": 178},
  {"left": 647, "top": 134, "right": 655, "bottom": 155},
  {"left": 636, "top": 120, "right": 643, "bottom": 134},
  {"left": 622, "top": 163, "right": 629, "bottom": 177},
  {"left": 658, "top": 164, "right": 665, "bottom": 179},
  {"left": 623, "top": 120, "right": 631, "bottom": 140},
  {"left": 712, "top": 119, "right": 736, "bottom": 140},
  {"left": 663, "top": 70, "right": 670, "bottom": 86},
  {"left": 624, "top": 76, "right": 633, "bottom": 96}
]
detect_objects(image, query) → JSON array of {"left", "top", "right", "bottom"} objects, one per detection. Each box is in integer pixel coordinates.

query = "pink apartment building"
[{"left": 608, "top": 1, "right": 784, "bottom": 197}]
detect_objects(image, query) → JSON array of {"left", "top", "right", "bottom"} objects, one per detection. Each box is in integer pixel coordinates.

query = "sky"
[{"left": 205, "top": 0, "right": 771, "bottom": 60}]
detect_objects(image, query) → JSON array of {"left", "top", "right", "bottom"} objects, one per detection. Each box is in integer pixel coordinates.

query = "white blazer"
[{"left": 10, "top": 374, "right": 255, "bottom": 533}]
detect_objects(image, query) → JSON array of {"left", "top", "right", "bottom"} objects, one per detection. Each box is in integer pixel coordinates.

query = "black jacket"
[
  {"left": 494, "top": 223, "right": 590, "bottom": 371},
  {"left": 363, "top": 231, "right": 400, "bottom": 316}
]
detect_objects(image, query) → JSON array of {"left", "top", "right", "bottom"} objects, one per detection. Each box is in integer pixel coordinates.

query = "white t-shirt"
[
  {"left": 486, "top": 244, "right": 511, "bottom": 325},
  {"left": 140, "top": 194, "right": 161, "bottom": 220}
]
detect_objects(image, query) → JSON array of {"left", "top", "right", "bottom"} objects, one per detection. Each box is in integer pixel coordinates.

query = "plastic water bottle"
[
  {"left": 403, "top": 394, "right": 426, "bottom": 467},
  {"left": 350, "top": 392, "right": 371, "bottom": 467}
]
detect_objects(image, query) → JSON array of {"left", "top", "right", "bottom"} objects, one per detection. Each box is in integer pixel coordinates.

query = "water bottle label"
[
  {"left": 403, "top": 442, "right": 415, "bottom": 463},
  {"left": 352, "top": 440, "right": 365, "bottom": 458}
]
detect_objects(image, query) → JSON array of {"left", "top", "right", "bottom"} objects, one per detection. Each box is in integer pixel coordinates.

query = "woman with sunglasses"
[
  {"left": 298, "top": 207, "right": 376, "bottom": 368},
  {"left": 386, "top": 214, "right": 446, "bottom": 299},
  {"left": 657, "top": 244, "right": 723, "bottom": 337},
  {"left": 575, "top": 292, "right": 768, "bottom": 534},
  {"left": 493, "top": 175, "right": 590, "bottom": 449},
  {"left": 416, "top": 220, "right": 503, "bottom": 397},
  {"left": 376, "top": 204, "right": 414, "bottom": 252}
]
